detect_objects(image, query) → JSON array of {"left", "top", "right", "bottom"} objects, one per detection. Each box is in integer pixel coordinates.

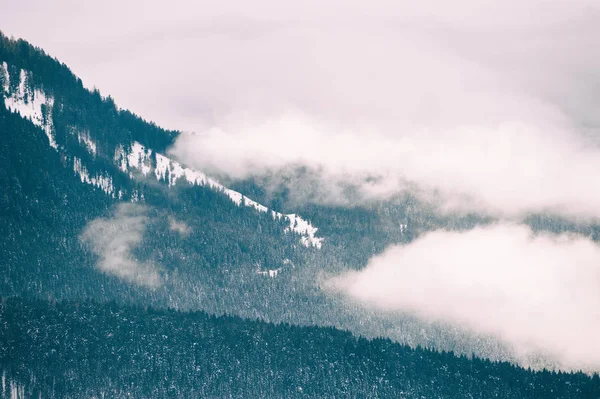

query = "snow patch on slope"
[
  {"left": 256, "top": 268, "right": 282, "bottom": 278},
  {"left": 117, "top": 141, "right": 323, "bottom": 248},
  {"left": 256, "top": 259, "right": 296, "bottom": 278},
  {"left": 77, "top": 131, "right": 97, "bottom": 156},
  {"left": 1, "top": 62, "right": 8, "bottom": 92},
  {"left": 73, "top": 156, "right": 116, "bottom": 197},
  {"left": 286, "top": 214, "right": 323, "bottom": 249},
  {"left": 3, "top": 68, "right": 56, "bottom": 149},
  {"left": 127, "top": 142, "right": 152, "bottom": 175}
]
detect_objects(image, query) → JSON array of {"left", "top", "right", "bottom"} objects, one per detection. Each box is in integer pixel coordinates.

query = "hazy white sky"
[{"left": 2, "top": 0, "right": 599, "bottom": 132}]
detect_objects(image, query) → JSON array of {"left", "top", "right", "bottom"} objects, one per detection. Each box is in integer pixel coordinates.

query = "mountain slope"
[
  {"left": 0, "top": 31, "right": 323, "bottom": 303},
  {"left": 0, "top": 51, "right": 322, "bottom": 249},
  {"left": 2, "top": 31, "right": 599, "bottom": 379},
  {"left": 1, "top": 298, "right": 598, "bottom": 399}
]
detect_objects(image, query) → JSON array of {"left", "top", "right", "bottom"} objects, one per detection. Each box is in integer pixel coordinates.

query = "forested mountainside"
[
  {"left": 0, "top": 32, "right": 177, "bottom": 152},
  {"left": 1, "top": 298, "right": 599, "bottom": 399},
  {"left": 0, "top": 30, "right": 502, "bottom": 363},
  {"left": 1, "top": 31, "right": 599, "bottom": 397},
  {"left": 0, "top": 30, "right": 321, "bottom": 306}
]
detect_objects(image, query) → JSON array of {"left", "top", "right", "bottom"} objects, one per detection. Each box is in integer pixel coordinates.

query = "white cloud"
[
  {"left": 170, "top": 114, "right": 600, "bottom": 218},
  {"left": 168, "top": 215, "right": 191, "bottom": 236},
  {"left": 325, "top": 224, "right": 600, "bottom": 370},
  {"left": 80, "top": 203, "right": 161, "bottom": 287}
]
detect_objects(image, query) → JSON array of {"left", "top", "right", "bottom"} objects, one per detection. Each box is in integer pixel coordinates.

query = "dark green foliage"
[
  {"left": 0, "top": 100, "right": 310, "bottom": 309},
  {"left": 2, "top": 30, "right": 599, "bottom": 398},
  {"left": 229, "top": 176, "right": 494, "bottom": 268},
  {"left": 0, "top": 101, "right": 114, "bottom": 299},
  {"left": 0, "top": 31, "right": 177, "bottom": 153},
  {"left": 0, "top": 31, "right": 313, "bottom": 306},
  {"left": 1, "top": 298, "right": 598, "bottom": 399}
]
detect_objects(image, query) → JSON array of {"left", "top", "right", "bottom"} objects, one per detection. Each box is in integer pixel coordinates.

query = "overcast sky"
[
  {"left": 2, "top": 1, "right": 600, "bottom": 133},
  {"left": 3, "top": 0, "right": 600, "bottom": 371}
]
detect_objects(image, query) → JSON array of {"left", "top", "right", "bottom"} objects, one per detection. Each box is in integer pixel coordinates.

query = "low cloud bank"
[
  {"left": 325, "top": 224, "right": 600, "bottom": 370},
  {"left": 154, "top": 0, "right": 600, "bottom": 220},
  {"left": 172, "top": 116, "right": 600, "bottom": 219},
  {"left": 80, "top": 203, "right": 161, "bottom": 287}
]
